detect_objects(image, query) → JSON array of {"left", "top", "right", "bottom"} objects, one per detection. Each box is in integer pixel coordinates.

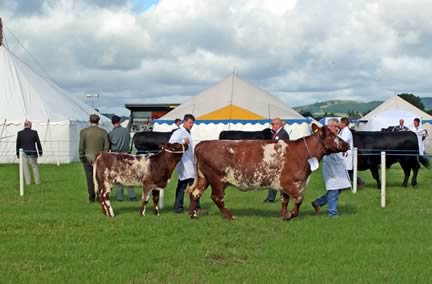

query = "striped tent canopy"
[{"left": 155, "top": 75, "right": 306, "bottom": 125}]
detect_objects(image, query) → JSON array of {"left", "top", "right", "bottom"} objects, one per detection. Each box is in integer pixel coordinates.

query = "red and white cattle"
[
  {"left": 187, "top": 125, "right": 349, "bottom": 221},
  {"left": 93, "top": 143, "right": 187, "bottom": 217}
]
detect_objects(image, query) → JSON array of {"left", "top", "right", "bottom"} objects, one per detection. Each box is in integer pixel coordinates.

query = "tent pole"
[
  {"left": 0, "top": 17, "right": 3, "bottom": 47},
  {"left": 229, "top": 70, "right": 235, "bottom": 130}
]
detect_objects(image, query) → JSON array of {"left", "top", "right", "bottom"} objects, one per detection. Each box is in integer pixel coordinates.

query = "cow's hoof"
[
  {"left": 140, "top": 208, "right": 146, "bottom": 217},
  {"left": 223, "top": 215, "right": 235, "bottom": 220},
  {"left": 282, "top": 212, "right": 293, "bottom": 221}
]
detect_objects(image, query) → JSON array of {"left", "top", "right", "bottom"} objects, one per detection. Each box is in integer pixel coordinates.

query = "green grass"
[{"left": 0, "top": 163, "right": 431, "bottom": 283}]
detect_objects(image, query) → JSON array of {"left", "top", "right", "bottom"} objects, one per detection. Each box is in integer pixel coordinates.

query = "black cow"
[
  {"left": 353, "top": 130, "right": 429, "bottom": 188},
  {"left": 132, "top": 131, "right": 173, "bottom": 154},
  {"left": 218, "top": 128, "right": 273, "bottom": 140}
]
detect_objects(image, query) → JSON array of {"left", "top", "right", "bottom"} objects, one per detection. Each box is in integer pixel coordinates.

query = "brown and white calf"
[
  {"left": 93, "top": 143, "right": 188, "bottom": 217},
  {"left": 187, "top": 125, "right": 349, "bottom": 221}
]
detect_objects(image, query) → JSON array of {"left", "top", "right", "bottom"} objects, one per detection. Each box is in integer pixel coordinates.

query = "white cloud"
[{"left": 1, "top": 0, "right": 432, "bottom": 115}]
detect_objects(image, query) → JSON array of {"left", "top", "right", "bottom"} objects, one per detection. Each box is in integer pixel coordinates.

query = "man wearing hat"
[
  {"left": 109, "top": 115, "right": 137, "bottom": 201},
  {"left": 79, "top": 114, "right": 109, "bottom": 203}
]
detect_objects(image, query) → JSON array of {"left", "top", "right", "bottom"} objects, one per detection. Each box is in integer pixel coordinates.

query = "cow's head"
[
  {"left": 312, "top": 124, "right": 349, "bottom": 154},
  {"left": 160, "top": 143, "right": 189, "bottom": 153}
]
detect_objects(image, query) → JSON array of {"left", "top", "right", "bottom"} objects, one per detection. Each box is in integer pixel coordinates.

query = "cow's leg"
[
  {"left": 411, "top": 161, "right": 420, "bottom": 188},
  {"left": 189, "top": 177, "right": 208, "bottom": 218},
  {"left": 370, "top": 166, "right": 381, "bottom": 189},
  {"left": 211, "top": 184, "right": 234, "bottom": 220},
  {"left": 288, "top": 192, "right": 304, "bottom": 220},
  {"left": 400, "top": 161, "right": 411, "bottom": 188},
  {"left": 100, "top": 183, "right": 115, "bottom": 217},
  {"left": 139, "top": 187, "right": 152, "bottom": 216},
  {"left": 280, "top": 192, "right": 290, "bottom": 220},
  {"left": 152, "top": 189, "right": 160, "bottom": 216}
]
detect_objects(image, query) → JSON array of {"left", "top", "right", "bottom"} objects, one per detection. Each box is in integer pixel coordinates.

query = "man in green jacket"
[
  {"left": 108, "top": 115, "right": 137, "bottom": 201},
  {"left": 79, "top": 114, "right": 109, "bottom": 202}
]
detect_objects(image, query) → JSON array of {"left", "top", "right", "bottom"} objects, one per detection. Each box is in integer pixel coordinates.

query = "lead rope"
[{"left": 303, "top": 137, "right": 312, "bottom": 159}]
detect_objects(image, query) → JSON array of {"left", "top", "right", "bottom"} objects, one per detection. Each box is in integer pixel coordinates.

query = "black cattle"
[
  {"left": 132, "top": 131, "right": 173, "bottom": 154},
  {"left": 218, "top": 128, "right": 273, "bottom": 140},
  {"left": 353, "top": 130, "right": 429, "bottom": 188}
]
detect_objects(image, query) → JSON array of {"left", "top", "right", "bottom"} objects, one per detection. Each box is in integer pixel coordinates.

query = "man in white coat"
[
  {"left": 312, "top": 118, "right": 351, "bottom": 217},
  {"left": 339, "top": 118, "right": 354, "bottom": 182},
  {"left": 169, "top": 114, "right": 203, "bottom": 213},
  {"left": 411, "top": 118, "right": 428, "bottom": 156}
]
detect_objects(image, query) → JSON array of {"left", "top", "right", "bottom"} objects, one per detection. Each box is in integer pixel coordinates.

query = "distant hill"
[
  {"left": 294, "top": 100, "right": 382, "bottom": 116},
  {"left": 421, "top": 97, "right": 432, "bottom": 110}
]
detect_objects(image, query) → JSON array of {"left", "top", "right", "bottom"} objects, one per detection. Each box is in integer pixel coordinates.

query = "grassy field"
[{"left": 0, "top": 162, "right": 431, "bottom": 283}]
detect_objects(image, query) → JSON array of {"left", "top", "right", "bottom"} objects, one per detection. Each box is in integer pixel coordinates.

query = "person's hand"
[{"left": 184, "top": 138, "right": 190, "bottom": 145}]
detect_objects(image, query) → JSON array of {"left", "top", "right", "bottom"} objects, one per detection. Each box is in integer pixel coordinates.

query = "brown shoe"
[{"left": 312, "top": 202, "right": 320, "bottom": 215}]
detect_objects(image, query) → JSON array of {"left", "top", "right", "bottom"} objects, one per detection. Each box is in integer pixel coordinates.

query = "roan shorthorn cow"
[
  {"left": 186, "top": 125, "right": 349, "bottom": 221},
  {"left": 93, "top": 143, "right": 188, "bottom": 217}
]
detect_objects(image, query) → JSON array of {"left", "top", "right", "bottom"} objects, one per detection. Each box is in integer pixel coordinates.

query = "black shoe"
[
  {"left": 173, "top": 208, "right": 184, "bottom": 214},
  {"left": 263, "top": 199, "right": 275, "bottom": 203}
]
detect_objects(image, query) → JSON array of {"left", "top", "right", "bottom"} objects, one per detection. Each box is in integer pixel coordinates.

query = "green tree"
[
  {"left": 398, "top": 93, "right": 425, "bottom": 110},
  {"left": 300, "top": 111, "right": 313, "bottom": 118}
]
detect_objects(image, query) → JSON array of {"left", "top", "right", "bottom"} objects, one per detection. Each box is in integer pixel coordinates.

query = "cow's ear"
[{"left": 311, "top": 123, "right": 320, "bottom": 134}]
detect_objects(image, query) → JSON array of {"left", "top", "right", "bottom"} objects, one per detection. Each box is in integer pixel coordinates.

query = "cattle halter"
[
  {"left": 303, "top": 137, "right": 313, "bottom": 158},
  {"left": 163, "top": 144, "right": 186, "bottom": 154}
]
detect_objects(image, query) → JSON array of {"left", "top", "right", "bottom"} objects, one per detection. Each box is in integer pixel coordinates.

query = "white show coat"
[
  {"left": 410, "top": 126, "right": 428, "bottom": 156},
  {"left": 339, "top": 127, "right": 354, "bottom": 170},
  {"left": 169, "top": 126, "right": 195, "bottom": 180},
  {"left": 322, "top": 153, "right": 351, "bottom": 191}
]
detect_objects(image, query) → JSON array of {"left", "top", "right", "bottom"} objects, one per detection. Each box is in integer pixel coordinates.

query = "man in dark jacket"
[
  {"left": 79, "top": 114, "right": 110, "bottom": 202},
  {"left": 264, "top": 117, "right": 290, "bottom": 202},
  {"left": 16, "top": 120, "right": 43, "bottom": 185}
]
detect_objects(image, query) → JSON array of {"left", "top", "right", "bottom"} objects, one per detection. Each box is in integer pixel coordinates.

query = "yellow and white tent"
[{"left": 154, "top": 75, "right": 311, "bottom": 141}]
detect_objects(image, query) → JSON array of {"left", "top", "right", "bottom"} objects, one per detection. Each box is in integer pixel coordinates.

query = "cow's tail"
[
  {"left": 419, "top": 155, "right": 430, "bottom": 169},
  {"left": 93, "top": 152, "right": 103, "bottom": 194},
  {"left": 185, "top": 161, "right": 202, "bottom": 195}
]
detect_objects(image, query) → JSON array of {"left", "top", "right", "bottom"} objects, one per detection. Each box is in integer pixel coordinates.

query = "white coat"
[
  {"left": 169, "top": 126, "right": 195, "bottom": 180},
  {"left": 410, "top": 126, "right": 428, "bottom": 156},
  {"left": 339, "top": 127, "right": 354, "bottom": 170},
  {"left": 322, "top": 153, "right": 351, "bottom": 191}
]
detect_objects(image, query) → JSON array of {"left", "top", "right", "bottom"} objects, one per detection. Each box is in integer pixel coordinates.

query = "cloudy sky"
[{"left": 1, "top": 0, "right": 432, "bottom": 115}]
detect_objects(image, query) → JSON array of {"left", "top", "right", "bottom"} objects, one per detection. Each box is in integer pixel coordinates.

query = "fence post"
[
  {"left": 19, "top": 148, "right": 24, "bottom": 197},
  {"left": 353, "top": 147, "right": 358, "bottom": 193},
  {"left": 158, "top": 190, "right": 164, "bottom": 209},
  {"left": 57, "top": 140, "right": 60, "bottom": 166},
  {"left": 381, "top": 151, "right": 386, "bottom": 208}
]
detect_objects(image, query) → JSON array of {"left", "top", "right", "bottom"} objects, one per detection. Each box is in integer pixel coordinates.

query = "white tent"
[
  {"left": 357, "top": 95, "right": 432, "bottom": 153},
  {"left": 0, "top": 43, "right": 110, "bottom": 163},
  {"left": 154, "top": 75, "right": 311, "bottom": 141}
]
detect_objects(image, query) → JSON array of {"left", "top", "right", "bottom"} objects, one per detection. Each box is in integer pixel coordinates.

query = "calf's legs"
[
  {"left": 99, "top": 186, "right": 115, "bottom": 217},
  {"left": 139, "top": 188, "right": 152, "bottom": 216}
]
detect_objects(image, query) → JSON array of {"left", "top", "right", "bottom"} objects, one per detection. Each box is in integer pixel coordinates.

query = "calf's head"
[{"left": 312, "top": 124, "right": 349, "bottom": 154}]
